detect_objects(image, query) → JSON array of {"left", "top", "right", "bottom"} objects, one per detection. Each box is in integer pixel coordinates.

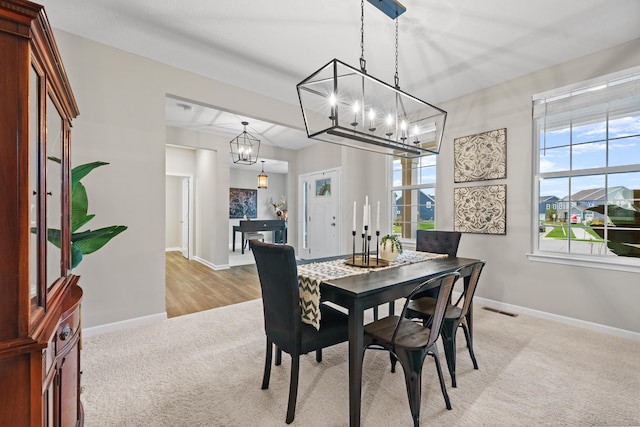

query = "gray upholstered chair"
[{"left": 416, "top": 230, "right": 461, "bottom": 256}]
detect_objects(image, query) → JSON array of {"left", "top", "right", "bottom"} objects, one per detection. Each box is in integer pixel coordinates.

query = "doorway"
[
  {"left": 166, "top": 173, "right": 194, "bottom": 260},
  {"left": 298, "top": 168, "right": 341, "bottom": 259}
]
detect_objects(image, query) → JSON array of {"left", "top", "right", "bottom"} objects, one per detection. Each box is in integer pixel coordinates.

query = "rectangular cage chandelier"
[{"left": 296, "top": 0, "right": 447, "bottom": 159}]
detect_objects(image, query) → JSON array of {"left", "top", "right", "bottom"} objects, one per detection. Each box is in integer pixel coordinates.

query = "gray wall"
[{"left": 54, "top": 27, "right": 640, "bottom": 336}]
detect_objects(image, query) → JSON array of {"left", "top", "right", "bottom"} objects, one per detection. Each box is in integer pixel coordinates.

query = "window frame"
[
  {"left": 389, "top": 155, "right": 437, "bottom": 247},
  {"left": 529, "top": 66, "right": 640, "bottom": 272}
]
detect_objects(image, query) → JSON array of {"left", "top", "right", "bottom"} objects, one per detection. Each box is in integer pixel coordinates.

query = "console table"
[{"left": 233, "top": 220, "right": 287, "bottom": 254}]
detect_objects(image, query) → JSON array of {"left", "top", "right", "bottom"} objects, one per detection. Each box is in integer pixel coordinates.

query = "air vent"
[{"left": 482, "top": 306, "right": 518, "bottom": 317}]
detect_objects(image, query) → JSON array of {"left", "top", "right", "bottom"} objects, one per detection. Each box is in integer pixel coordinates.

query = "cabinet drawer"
[{"left": 56, "top": 306, "right": 80, "bottom": 356}]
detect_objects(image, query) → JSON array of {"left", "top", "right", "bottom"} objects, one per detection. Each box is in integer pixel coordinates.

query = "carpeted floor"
[{"left": 81, "top": 299, "right": 640, "bottom": 426}]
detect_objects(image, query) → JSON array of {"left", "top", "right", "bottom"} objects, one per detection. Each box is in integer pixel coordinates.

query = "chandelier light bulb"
[
  {"left": 351, "top": 100, "right": 360, "bottom": 127},
  {"left": 368, "top": 108, "right": 376, "bottom": 132}
]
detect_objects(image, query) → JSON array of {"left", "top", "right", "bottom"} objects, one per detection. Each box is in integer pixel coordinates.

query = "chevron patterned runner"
[{"left": 297, "top": 250, "right": 448, "bottom": 329}]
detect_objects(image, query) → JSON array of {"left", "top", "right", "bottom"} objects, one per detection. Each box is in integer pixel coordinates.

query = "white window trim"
[{"left": 529, "top": 66, "right": 640, "bottom": 271}]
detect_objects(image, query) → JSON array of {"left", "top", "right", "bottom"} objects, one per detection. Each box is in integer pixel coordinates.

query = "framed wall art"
[
  {"left": 454, "top": 128, "right": 506, "bottom": 183},
  {"left": 229, "top": 188, "right": 257, "bottom": 219},
  {"left": 454, "top": 184, "right": 506, "bottom": 235}
]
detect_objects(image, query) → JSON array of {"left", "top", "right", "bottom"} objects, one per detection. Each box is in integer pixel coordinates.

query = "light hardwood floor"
[{"left": 165, "top": 251, "right": 261, "bottom": 318}]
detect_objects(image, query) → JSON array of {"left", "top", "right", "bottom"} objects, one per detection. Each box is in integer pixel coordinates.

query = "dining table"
[{"left": 301, "top": 255, "right": 482, "bottom": 427}]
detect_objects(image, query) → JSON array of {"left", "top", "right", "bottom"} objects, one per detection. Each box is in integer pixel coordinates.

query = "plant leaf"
[
  {"left": 72, "top": 214, "right": 95, "bottom": 233},
  {"left": 72, "top": 225, "right": 128, "bottom": 255},
  {"left": 71, "top": 161, "right": 109, "bottom": 189},
  {"left": 47, "top": 228, "right": 62, "bottom": 248},
  {"left": 71, "top": 244, "right": 83, "bottom": 269},
  {"left": 71, "top": 181, "right": 89, "bottom": 228}
]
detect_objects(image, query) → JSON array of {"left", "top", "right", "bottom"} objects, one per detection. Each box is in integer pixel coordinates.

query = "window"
[
  {"left": 532, "top": 67, "right": 640, "bottom": 269},
  {"left": 390, "top": 155, "right": 437, "bottom": 243}
]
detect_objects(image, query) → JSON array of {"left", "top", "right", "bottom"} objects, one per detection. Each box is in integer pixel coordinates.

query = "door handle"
[{"left": 331, "top": 223, "right": 336, "bottom": 226}]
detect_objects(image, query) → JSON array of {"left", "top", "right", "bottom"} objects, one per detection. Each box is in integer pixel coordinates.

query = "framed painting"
[
  {"left": 454, "top": 184, "right": 506, "bottom": 235},
  {"left": 229, "top": 188, "right": 257, "bottom": 219},
  {"left": 454, "top": 128, "right": 507, "bottom": 183}
]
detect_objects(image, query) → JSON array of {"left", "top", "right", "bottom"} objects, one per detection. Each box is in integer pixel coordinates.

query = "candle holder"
[
  {"left": 376, "top": 231, "right": 380, "bottom": 265},
  {"left": 352, "top": 230, "right": 356, "bottom": 263}
]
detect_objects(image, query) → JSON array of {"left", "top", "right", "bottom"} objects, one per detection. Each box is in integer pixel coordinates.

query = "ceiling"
[{"left": 40, "top": 0, "right": 640, "bottom": 163}]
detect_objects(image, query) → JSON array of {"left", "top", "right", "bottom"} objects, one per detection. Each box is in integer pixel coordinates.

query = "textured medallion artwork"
[
  {"left": 454, "top": 185, "right": 506, "bottom": 234},
  {"left": 454, "top": 128, "right": 506, "bottom": 182}
]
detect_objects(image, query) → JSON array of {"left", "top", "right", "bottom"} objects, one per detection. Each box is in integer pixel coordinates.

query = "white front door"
[{"left": 299, "top": 169, "right": 341, "bottom": 259}]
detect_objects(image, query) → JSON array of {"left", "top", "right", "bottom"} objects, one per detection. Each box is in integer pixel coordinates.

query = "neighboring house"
[
  {"left": 539, "top": 195, "right": 559, "bottom": 221},
  {"left": 557, "top": 186, "right": 632, "bottom": 223},
  {"left": 394, "top": 192, "right": 435, "bottom": 221}
]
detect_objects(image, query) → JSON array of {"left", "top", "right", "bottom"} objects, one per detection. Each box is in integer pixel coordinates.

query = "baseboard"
[
  {"left": 475, "top": 296, "right": 640, "bottom": 342},
  {"left": 82, "top": 312, "right": 167, "bottom": 338},
  {"left": 193, "top": 256, "right": 230, "bottom": 270},
  {"left": 165, "top": 247, "right": 181, "bottom": 252}
]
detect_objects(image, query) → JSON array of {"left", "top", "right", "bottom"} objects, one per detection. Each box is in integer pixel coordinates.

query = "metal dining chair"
[
  {"left": 363, "top": 271, "right": 459, "bottom": 427},
  {"left": 406, "top": 260, "right": 486, "bottom": 387}
]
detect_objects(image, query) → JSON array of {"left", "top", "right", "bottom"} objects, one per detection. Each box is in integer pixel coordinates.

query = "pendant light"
[
  {"left": 257, "top": 160, "right": 268, "bottom": 189},
  {"left": 230, "top": 121, "right": 260, "bottom": 165},
  {"left": 297, "top": 0, "right": 447, "bottom": 159}
]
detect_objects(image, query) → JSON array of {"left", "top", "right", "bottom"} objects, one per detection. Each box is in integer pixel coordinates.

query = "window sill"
[{"left": 526, "top": 252, "right": 640, "bottom": 273}]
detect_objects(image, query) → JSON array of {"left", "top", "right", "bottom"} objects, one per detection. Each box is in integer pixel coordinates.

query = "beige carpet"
[{"left": 81, "top": 299, "right": 640, "bottom": 426}]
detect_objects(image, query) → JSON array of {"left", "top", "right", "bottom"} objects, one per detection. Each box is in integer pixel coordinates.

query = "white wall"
[
  {"left": 165, "top": 176, "right": 181, "bottom": 249},
  {"left": 55, "top": 30, "right": 301, "bottom": 328},
  {"left": 436, "top": 39, "right": 640, "bottom": 334},
  {"left": 54, "top": 26, "right": 640, "bottom": 335}
]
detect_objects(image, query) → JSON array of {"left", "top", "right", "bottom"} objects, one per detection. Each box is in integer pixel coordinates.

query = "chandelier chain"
[
  {"left": 360, "top": 0, "right": 366, "bottom": 72},
  {"left": 394, "top": 15, "right": 399, "bottom": 88}
]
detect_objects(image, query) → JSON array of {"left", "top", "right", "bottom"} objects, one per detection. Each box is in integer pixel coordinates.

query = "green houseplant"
[
  {"left": 47, "top": 157, "right": 127, "bottom": 268},
  {"left": 379, "top": 234, "right": 402, "bottom": 262}
]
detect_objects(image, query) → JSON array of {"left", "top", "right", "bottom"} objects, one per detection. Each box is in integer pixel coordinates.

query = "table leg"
[
  {"left": 232, "top": 231, "right": 236, "bottom": 252},
  {"left": 241, "top": 232, "right": 245, "bottom": 254},
  {"left": 348, "top": 302, "right": 364, "bottom": 427}
]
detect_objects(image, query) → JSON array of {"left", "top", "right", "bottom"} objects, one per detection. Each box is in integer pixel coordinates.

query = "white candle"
[
  {"left": 353, "top": 201, "right": 356, "bottom": 232},
  {"left": 368, "top": 204, "right": 371, "bottom": 236},
  {"left": 362, "top": 204, "right": 367, "bottom": 234},
  {"left": 376, "top": 201, "right": 380, "bottom": 232}
]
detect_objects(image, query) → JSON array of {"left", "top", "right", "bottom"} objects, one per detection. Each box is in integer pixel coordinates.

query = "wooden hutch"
[{"left": 0, "top": 0, "right": 83, "bottom": 425}]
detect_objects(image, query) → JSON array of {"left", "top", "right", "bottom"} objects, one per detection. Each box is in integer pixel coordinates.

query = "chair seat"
[
  {"left": 407, "top": 297, "right": 463, "bottom": 320},
  {"left": 300, "top": 304, "right": 349, "bottom": 354},
  {"left": 364, "top": 316, "right": 432, "bottom": 350},
  {"left": 245, "top": 232, "right": 264, "bottom": 240}
]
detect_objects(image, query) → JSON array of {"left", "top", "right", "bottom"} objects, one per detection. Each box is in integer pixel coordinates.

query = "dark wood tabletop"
[{"left": 314, "top": 256, "right": 481, "bottom": 426}]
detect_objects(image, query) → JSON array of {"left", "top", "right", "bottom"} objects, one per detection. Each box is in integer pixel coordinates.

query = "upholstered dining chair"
[
  {"left": 412, "top": 230, "right": 462, "bottom": 302},
  {"left": 406, "top": 260, "right": 486, "bottom": 388},
  {"left": 415, "top": 230, "right": 462, "bottom": 256},
  {"left": 363, "top": 272, "right": 459, "bottom": 427},
  {"left": 250, "top": 240, "right": 349, "bottom": 424}
]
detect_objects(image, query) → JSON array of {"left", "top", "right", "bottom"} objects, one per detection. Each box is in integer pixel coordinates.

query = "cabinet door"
[
  {"left": 46, "top": 92, "right": 64, "bottom": 290},
  {"left": 57, "top": 340, "right": 80, "bottom": 427},
  {"left": 30, "top": 63, "right": 45, "bottom": 313}
]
